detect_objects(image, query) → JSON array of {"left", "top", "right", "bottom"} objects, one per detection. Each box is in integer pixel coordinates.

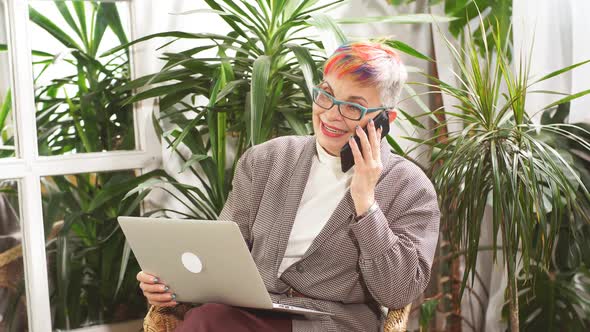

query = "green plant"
[
  {"left": 41, "top": 171, "right": 150, "bottom": 329},
  {"left": 509, "top": 265, "right": 590, "bottom": 332},
  {"left": 408, "top": 22, "right": 590, "bottom": 331},
  {"left": 1, "top": 1, "right": 152, "bottom": 330}
]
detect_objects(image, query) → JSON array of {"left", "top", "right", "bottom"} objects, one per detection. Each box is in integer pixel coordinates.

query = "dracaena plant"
[{"left": 409, "top": 22, "right": 590, "bottom": 331}]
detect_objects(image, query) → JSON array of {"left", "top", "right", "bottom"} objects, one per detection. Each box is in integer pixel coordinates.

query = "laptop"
[{"left": 117, "top": 216, "right": 333, "bottom": 316}]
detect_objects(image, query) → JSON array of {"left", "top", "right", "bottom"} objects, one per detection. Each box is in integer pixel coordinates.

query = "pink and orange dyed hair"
[{"left": 323, "top": 42, "right": 407, "bottom": 107}]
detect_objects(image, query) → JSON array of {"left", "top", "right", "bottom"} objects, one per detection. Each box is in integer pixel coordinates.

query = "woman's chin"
[{"left": 317, "top": 136, "right": 346, "bottom": 156}]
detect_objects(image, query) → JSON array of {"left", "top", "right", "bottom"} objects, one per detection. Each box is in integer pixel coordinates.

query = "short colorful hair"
[{"left": 323, "top": 41, "right": 407, "bottom": 107}]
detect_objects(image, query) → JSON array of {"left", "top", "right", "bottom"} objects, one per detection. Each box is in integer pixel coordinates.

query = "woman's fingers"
[
  {"left": 144, "top": 291, "right": 176, "bottom": 303},
  {"left": 355, "top": 125, "right": 372, "bottom": 162},
  {"left": 140, "top": 282, "right": 169, "bottom": 293},
  {"left": 349, "top": 136, "right": 364, "bottom": 166},
  {"left": 367, "top": 120, "right": 381, "bottom": 161},
  {"left": 137, "top": 270, "right": 177, "bottom": 307},
  {"left": 137, "top": 271, "right": 159, "bottom": 284}
]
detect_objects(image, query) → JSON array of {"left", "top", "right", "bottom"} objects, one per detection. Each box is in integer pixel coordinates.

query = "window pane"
[
  {"left": 0, "top": 180, "right": 28, "bottom": 331},
  {"left": 30, "top": 1, "right": 136, "bottom": 156},
  {"left": 0, "top": 1, "right": 16, "bottom": 158},
  {"left": 41, "top": 170, "right": 146, "bottom": 329}
]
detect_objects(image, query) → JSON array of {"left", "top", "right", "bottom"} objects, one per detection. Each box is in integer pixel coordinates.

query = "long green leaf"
[
  {"left": 250, "top": 55, "right": 271, "bottom": 145},
  {"left": 169, "top": 9, "right": 231, "bottom": 16},
  {"left": 180, "top": 155, "right": 210, "bottom": 173},
  {"left": 87, "top": 170, "right": 167, "bottom": 211},
  {"left": 101, "top": 31, "right": 243, "bottom": 57},
  {"left": 29, "top": 6, "right": 82, "bottom": 50},
  {"left": 55, "top": 2, "right": 84, "bottom": 42},
  {"left": 0, "top": 89, "right": 11, "bottom": 132},
  {"left": 285, "top": 43, "right": 318, "bottom": 93},
  {"left": 122, "top": 79, "right": 202, "bottom": 105},
  {"left": 533, "top": 59, "right": 590, "bottom": 85},
  {"left": 113, "top": 241, "right": 131, "bottom": 298},
  {"left": 101, "top": 2, "right": 129, "bottom": 45},
  {"left": 383, "top": 40, "right": 433, "bottom": 61},
  {"left": 72, "top": 1, "right": 89, "bottom": 49},
  {"left": 542, "top": 89, "right": 590, "bottom": 110},
  {"left": 91, "top": 4, "right": 109, "bottom": 57},
  {"left": 386, "top": 135, "right": 405, "bottom": 156},
  {"left": 283, "top": 110, "right": 309, "bottom": 135}
]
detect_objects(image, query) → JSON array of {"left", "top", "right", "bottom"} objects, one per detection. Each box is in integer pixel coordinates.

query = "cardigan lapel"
[{"left": 269, "top": 136, "right": 316, "bottom": 282}]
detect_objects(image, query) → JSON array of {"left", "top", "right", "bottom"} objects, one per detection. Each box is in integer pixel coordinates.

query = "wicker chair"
[{"left": 143, "top": 302, "right": 411, "bottom": 332}]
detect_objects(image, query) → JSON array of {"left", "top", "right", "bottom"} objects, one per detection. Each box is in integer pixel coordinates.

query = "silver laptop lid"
[{"left": 117, "top": 216, "right": 273, "bottom": 309}]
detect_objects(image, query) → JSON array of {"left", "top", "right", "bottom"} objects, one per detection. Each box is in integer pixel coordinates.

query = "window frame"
[{"left": 0, "top": 0, "right": 160, "bottom": 330}]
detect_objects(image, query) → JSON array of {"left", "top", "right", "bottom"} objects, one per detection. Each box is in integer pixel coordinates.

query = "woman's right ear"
[{"left": 388, "top": 110, "right": 398, "bottom": 124}]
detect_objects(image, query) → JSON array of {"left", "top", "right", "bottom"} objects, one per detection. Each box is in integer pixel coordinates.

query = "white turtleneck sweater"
[{"left": 277, "top": 140, "right": 354, "bottom": 276}]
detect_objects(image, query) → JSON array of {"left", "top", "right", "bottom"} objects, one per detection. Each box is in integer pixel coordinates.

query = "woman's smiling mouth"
[{"left": 320, "top": 121, "right": 348, "bottom": 137}]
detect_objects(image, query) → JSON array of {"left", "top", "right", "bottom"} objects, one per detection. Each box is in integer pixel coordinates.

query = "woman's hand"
[
  {"left": 349, "top": 118, "right": 383, "bottom": 216},
  {"left": 137, "top": 271, "right": 178, "bottom": 307}
]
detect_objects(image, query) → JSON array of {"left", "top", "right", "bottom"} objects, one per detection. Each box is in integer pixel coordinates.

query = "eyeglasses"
[{"left": 312, "top": 87, "right": 390, "bottom": 121}]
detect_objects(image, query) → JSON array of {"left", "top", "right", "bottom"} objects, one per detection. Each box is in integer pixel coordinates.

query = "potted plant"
[{"left": 410, "top": 21, "right": 590, "bottom": 331}]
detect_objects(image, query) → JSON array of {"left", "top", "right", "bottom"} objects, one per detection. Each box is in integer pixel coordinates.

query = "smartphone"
[{"left": 340, "top": 111, "right": 390, "bottom": 172}]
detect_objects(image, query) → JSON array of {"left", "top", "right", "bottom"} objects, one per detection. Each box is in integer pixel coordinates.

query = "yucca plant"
[{"left": 408, "top": 21, "right": 590, "bottom": 331}]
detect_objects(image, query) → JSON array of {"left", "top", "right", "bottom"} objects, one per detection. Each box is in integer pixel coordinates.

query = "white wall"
[{"left": 513, "top": 0, "right": 590, "bottom": 124}]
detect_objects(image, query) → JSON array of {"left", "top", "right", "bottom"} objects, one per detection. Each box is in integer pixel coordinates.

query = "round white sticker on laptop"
[{"left": 181, "top": 252, "right": 203, "bottom": 273}]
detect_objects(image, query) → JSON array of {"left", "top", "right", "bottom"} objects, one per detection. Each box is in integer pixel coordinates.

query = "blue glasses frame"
[{"left": 312, "top": 87, "right": 390, "bottom": 121}]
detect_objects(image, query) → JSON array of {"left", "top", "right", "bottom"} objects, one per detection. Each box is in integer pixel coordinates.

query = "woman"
[{"left": 137, "top": 42, "right": 440, "bottom": 332}]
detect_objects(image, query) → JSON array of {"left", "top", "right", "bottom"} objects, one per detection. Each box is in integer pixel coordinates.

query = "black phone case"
[{"left": 340, "top": 111, "right": 390, "bottom": 172}]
